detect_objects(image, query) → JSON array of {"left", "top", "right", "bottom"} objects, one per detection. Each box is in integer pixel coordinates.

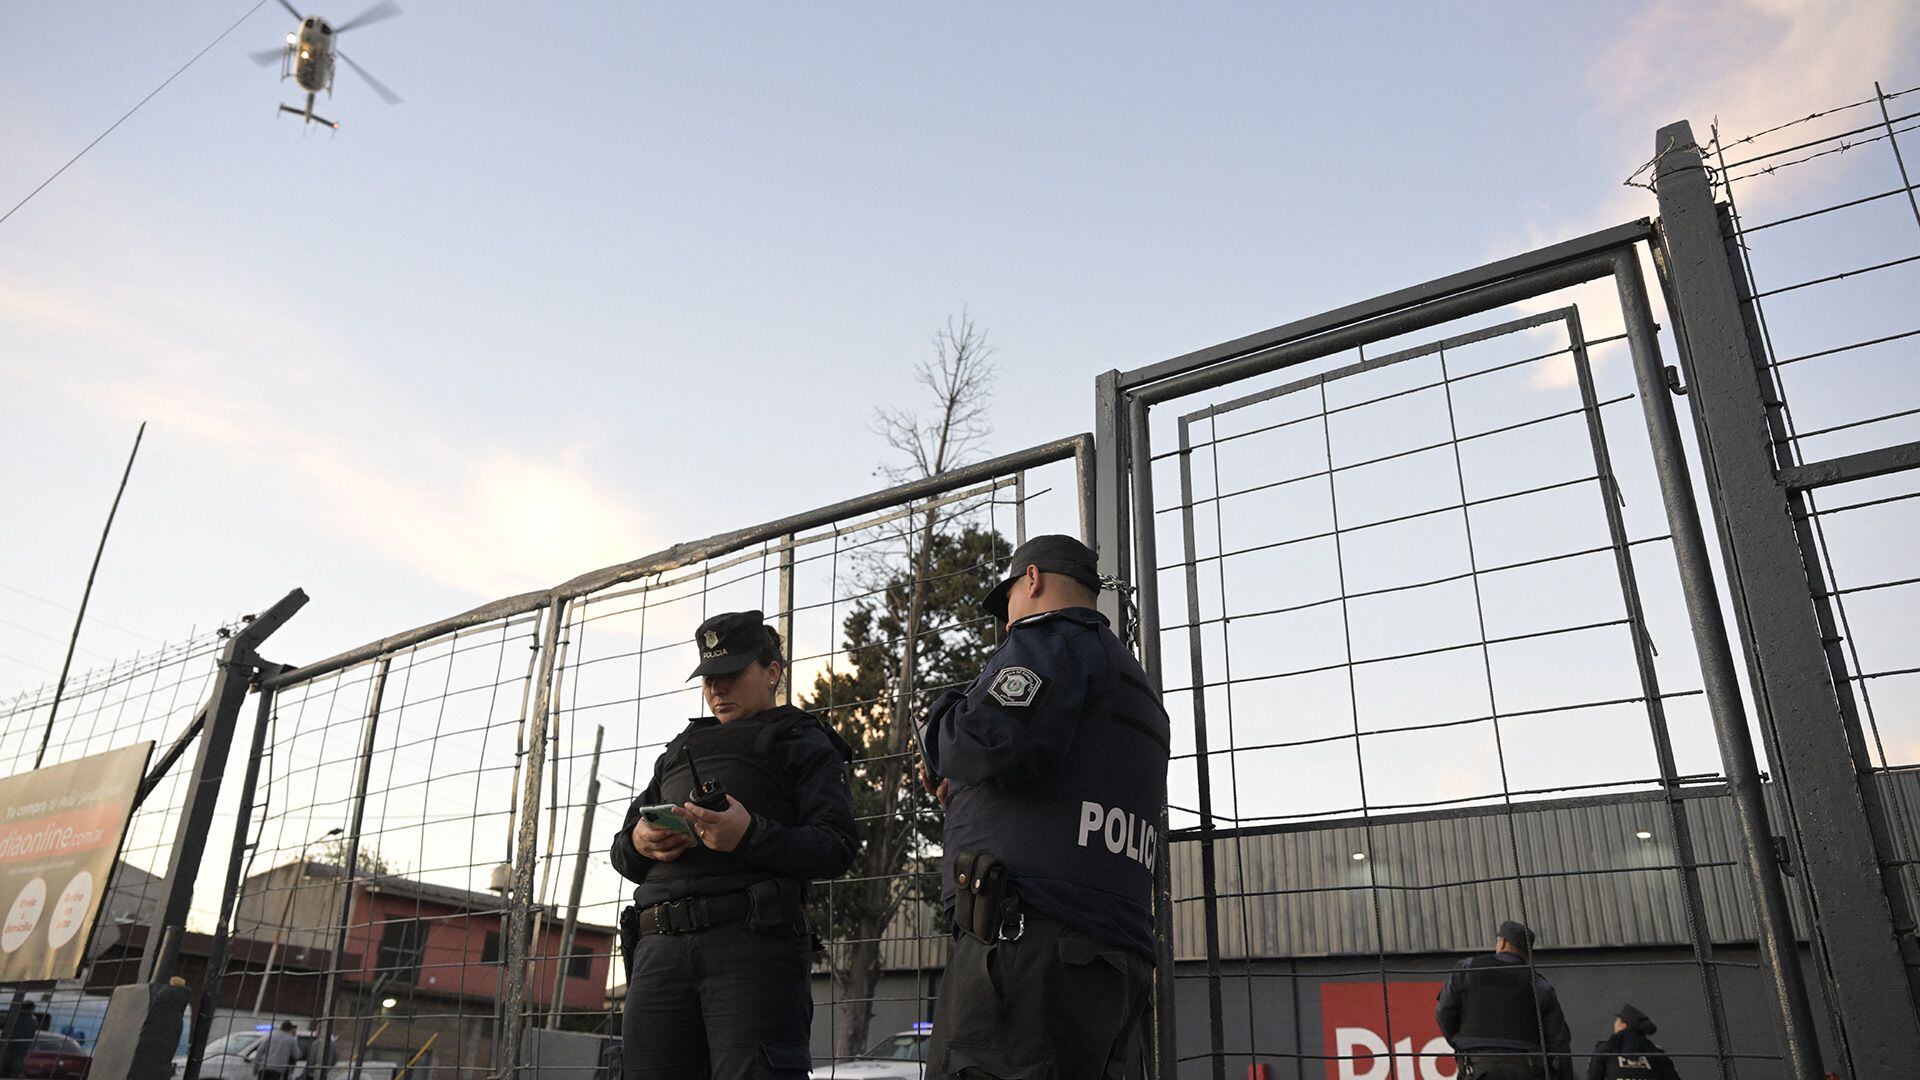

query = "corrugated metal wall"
[{"left": 866, "top": 772, "right": 1920, "bottom": 968}]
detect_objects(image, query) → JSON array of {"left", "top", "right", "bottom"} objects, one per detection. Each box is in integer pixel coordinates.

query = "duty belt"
[{"left": 635, "top": 891, "right": 753, "bottom": 935}]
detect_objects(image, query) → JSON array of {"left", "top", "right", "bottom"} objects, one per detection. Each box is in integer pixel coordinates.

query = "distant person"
[
  {"left": 0, "top": 1002, "right": 39, "bottom": 1076},
  {"left": 257, "top": 1020, "right": 300, "bottom": 1080},
  {"left": 1585, "top": 1005, "right": 1680, "bottom": 1080},
  {"left": 1436, "top": 920, "right": 1574, "bottom": 1079},
  {"left": 610, "top": 611, "right": 857, "bottom": 1080}
]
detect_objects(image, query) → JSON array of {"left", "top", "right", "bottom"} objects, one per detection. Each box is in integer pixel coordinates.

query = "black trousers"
[
  {"left": 622, "top": 920, "right": 813, "bottom": 1080},
  {"left": 928, "top": 914, "right": 1153, "bottom": 1080}
]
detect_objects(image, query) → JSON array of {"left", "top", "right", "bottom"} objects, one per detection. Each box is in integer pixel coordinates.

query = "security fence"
[
  {"left": 213, "top": 436, "right": 1090, "bottom": 1077},
  {"left": 4, "top": 85, "right": 1918, "bottom": 1080}
]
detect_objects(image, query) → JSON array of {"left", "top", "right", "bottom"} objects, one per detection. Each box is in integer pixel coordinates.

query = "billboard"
[
  {"left": 0, "top": 743, "right": 153, "bottom": 982},
  {"left": 1320, "top": 980, "right": 1456, "bottom": 1080}
]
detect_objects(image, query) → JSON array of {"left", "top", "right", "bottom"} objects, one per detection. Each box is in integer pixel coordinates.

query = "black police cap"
[
  {"left": 689, "top": 610, "right": 776, "bottom": 679},
  {"left": 1497, "top": 919, "right": 1535, "bottom": 953},
  {"left": 985, "top": 535, "right": 1102, "bottom": 621}
]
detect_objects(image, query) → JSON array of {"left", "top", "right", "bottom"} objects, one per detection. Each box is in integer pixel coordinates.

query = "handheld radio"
[{"left": 685, "top": 747, "right": 729, "bottom": 812}]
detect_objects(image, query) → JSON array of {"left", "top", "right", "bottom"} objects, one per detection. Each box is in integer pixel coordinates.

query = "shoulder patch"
[{"left": 987, "top": 665, "right": 1046, "bottom": 708}]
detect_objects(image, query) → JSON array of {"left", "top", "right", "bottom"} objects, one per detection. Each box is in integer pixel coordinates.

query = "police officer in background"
[
  {"left": 918, "top": 535, "right": 1170, "bottom": 1080},
  {"left": 610, "top": 611, "right": 857, "bottom": 1080},
  {"left": 1436, "top": 921, "right": 1574, "bottom": 1080},
  {"left": 1584, "top": 1005, "right": 1680, "bottom": 1080}
]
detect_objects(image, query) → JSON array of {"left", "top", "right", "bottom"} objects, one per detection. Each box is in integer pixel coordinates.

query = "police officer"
[
  {"left": 917, "top": 535, "right": 1170, "bottom": 1080},
  {"left": 610, "top": 610, "right": 858, "bottom": 1080},
  {"left": 1584, "top": 1005, "right": 1680, "bottom": 1080},
  {"left": 1436, "top": 921, "right": 1574, "bottom": 1080}
]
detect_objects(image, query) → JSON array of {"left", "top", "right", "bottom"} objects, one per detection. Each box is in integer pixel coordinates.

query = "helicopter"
[{"left": 251, "top": 0, "right": 402, "bottom": 129}]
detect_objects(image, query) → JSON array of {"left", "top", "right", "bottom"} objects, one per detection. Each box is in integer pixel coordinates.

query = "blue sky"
[{"left": 2, "top": 0, "right": 1915, "bottom": 688}]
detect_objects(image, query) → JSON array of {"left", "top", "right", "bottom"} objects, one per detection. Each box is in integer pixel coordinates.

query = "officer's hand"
[
  {"left": 680, "top": 795, "right": 751, "bottom": 853},
  {"left": 631, "top": 815, "right": 694, "bottom": 862},
  {"left": 919, "top": 764, "right": 951, "bottom": 808}
]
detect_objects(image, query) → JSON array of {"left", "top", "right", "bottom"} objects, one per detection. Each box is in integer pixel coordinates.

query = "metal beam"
[
  {"left": 1652, "top": 119, "right": 1920, "bottom": 1077},
  {"left": 1777, "top": 441, "right": 1920, "bottom": 490},
  {"left": 136, "top": 589, "right": 307, "bottom": 984},
  {"left": 1115, "top": 220, "right": 1653, "bottom": 395},
  {"left": 1136, "top": 252, "right": 1621, "bottom": 406},
  {"left": 266, "top": 435, "right": 1094, "bottom": 691}
]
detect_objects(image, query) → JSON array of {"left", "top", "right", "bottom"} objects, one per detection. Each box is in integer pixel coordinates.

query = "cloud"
[
  {"left": 1494, "top": 1, "right": 1918, "bottom": 391},
  {"left": 0, "top": 271, "right": 654, "bottom": 598}
]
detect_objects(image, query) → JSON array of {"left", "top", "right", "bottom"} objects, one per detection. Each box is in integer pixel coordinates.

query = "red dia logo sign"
[{"left": 1320, "top": 982, "right": 1457, "bottom": 1080}]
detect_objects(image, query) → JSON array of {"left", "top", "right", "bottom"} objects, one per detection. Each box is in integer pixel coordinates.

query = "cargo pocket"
[
  {"left": 759, "top": 1041, "right": 812, "bottom": 1078},
  {"left": 946, "top": 1044, "right": 1055, "bottom": 1079}
]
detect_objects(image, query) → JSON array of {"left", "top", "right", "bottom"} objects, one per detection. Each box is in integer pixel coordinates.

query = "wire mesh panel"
[
  {"left": 1709, "top": 81, "right": 1920, "bottom": 918},
  {"left": 230, "top": 609, "right": 552, "bottom": 1078},
  {"left": 1125, "top": 284, "right": 1800, "bottom": 1078},
  {"left": 0, "top": 623, "right": 240, "bottom": 1032}
]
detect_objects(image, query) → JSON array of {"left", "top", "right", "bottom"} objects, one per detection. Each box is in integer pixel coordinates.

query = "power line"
[
  {"left": 0, "top": 582, "right": 163, "bottom": 644},
  {"left": 0, "top": 0, "right": 272, "bottom": 228}
]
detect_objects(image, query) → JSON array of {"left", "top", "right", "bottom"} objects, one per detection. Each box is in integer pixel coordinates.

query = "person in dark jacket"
[
  {"left": 1436, "top": 920, "right": 1574, "bottom": 1079},
  {"left": 610, "top": 610, "right": 857, "bottom": 1080},
  {"left": 1585, "top": 1004, "right": 1681, "bottom": 1080},
  {"left": 918, "top": 535, "right": 1171, "bottom": 1080}
]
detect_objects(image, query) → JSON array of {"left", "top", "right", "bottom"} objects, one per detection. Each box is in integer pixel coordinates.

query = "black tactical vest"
[
  {"left": 1456, "top": 954, "right": 1543, "bottom": 1045},
  {"left": 645, "top": 706, "right": 819, "bottom": 884},
  {"left": 1605, "top": 1053, "right": 1659, "bottom": 1079},
  {"left": 941, "top": 611, "right": 1171, "bottom": 916}
]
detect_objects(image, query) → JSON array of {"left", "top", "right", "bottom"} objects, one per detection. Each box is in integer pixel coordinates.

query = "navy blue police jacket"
[
  {"left": 609, "top": 704, "right": 857, "bottom": 907},
  {"left": 922, "top": 606, "right": 1170, "bottom": 960}
]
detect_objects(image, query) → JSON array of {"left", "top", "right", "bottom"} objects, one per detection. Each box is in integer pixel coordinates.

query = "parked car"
[
  {"left": 173, "top": 1030, "right": 332, "bottom": 1079},
  {"left": 809, "top": 1025, "right": 930, "bottom": 1079},
  {"left": 21, "top": 1032, "right": 91, "bottom": 1079}
]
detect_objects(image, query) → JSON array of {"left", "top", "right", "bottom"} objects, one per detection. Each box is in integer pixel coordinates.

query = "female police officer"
[{"left": 610, "top": 610, "right": 857, "bottom": 1079}]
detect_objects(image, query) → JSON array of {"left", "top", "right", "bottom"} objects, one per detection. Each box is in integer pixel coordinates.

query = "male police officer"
[
  {"left": 918, "top": 535, "right": 1170, "bottom": 1080},
  {"left": 1436, "top": 920, "right": 1574, "bottom": 1080}
]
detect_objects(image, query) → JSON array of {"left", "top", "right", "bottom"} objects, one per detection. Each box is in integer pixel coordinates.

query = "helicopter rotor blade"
[
  {"left": 336, "top": 50, "right": 402, "bottom": 105},
  {"left": 335, "top": 1, "right": 401, "bottom": 34},
  {"left": 275, "top": 0, "right": 303, "bottom": 20},
  {"left": 249, "top": 47, "right": 285, "bottom": 67}
]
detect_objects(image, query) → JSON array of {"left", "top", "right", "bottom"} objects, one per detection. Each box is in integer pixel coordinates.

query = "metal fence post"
[
  {"left": 1610, "top": 250, "right": 1823, "bottom": 1079},
  {"left": 1176, "top": 418, "right": 1228, "bottom": 1080},
  {"left": 185, "top": 679, "right": 284, "bottom": 1080},
  {"left": 1094, "top": 370, "right": 1131, "bottom": 630},
  {"left": 1125, "top": 394, "right": 1177, "bottom": 1080},
  {"left": 1650, "top": 121, "right": 1920, "bottom": 1076},
  {"left": 499, "top": 597, "right": 567, "bottom": 1076},
  {"left": 315, "top": 655, "right": 391, "bottom": 1069},
  {"left": 135, "top": 591, "right": 308, "bottom": 985},
  {"left": 92, "top": 590, "right": 305, "bottom": 1080}
]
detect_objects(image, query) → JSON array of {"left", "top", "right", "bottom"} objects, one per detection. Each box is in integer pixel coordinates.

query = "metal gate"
[{"left": 1095, "top": 222, "right": 1842, "bottom": 1078}]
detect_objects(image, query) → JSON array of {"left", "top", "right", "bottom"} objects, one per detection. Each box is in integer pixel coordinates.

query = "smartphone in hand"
[{"left": 637, "top": 804, "right": 695, "bottom": 835}]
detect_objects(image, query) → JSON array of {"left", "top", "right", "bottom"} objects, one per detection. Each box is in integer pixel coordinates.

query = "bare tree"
[{"left": 807, "top": 312, "right": 1000, "bottom": 1057}]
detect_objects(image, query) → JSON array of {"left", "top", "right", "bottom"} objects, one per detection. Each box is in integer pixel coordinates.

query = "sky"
[
  {"left": 1, "top": 0, "right": 1911, "bottom": 684},
  {"left": 2, "top": 1, "right": 1919, "bottom": 948}
]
